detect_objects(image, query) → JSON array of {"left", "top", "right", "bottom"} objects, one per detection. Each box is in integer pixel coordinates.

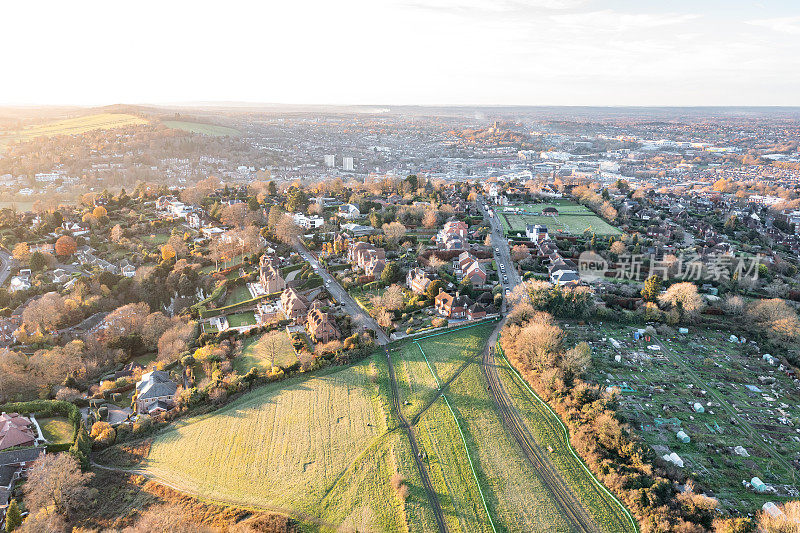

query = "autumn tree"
[
  {"left": 511, "top": 244, "right": 531, "bottom": 263},
  {"left": 22, "top": 292, "right": 69, "bottom": 332},
  {"left": 382, "top": 222, "right": 406, "bottom": 246},
  {"left": 641, "top": 275, "right": 662, "bottom": 302},
  {"left": 422, "top": 209, "right": 439, "bottom": 229},
  {"left": 158, "top": 320, "right": 194, "bottom": 363},
  {"left": 92, "top": 205, "right": 107, "bottom": 218},
  {"left": 161, "top": 244, "right": 176, "bottom": 262},
  {"left": 110, "top": 224, "right": 124, "bottom": 243},
  {"left": 54, "top": 235, "right": 77, "bottom": 257},
  {"left": 747, "top": 298, "right": 800, "bottom": 343},
  {"left": 383, "top": 284, "right": 405, "bottom": 311},
  {"left": 12, "top": 242, "right": 30, "bottom": 264},
  {"left": 658, "top": 282, "right": 704, "bottom": 321},
  {"left": 24, "top": 453, "right": 93, "bottom": 521}
]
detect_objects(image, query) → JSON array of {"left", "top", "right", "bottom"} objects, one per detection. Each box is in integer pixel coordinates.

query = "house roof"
[
  {"left": 0, "top": 447, "right": 44, "bottom": 467},
  {"left": 136, "top": 371, "right": 177, "bottom": 401}
]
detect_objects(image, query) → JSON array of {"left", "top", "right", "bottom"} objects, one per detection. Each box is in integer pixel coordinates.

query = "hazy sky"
[{"left": 2, "top": 0, "right": 799, "bottom": 106}]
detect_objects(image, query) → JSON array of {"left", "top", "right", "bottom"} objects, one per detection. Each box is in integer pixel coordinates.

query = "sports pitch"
[{"left": 498, "top": 200, "right": 621, "bottom": 237}]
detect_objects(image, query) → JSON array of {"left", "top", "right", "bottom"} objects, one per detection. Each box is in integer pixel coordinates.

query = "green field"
[
  {"left": 495, "top": 349, "right": 635, "bottom": 532},
  {"left": 140, "top": 233, "right": 170, "bottom": 245},
  {"left": 235, "top": 330, "right": 298, "bottom": 372},
  {"left": 392, "top": 323, "right": 602, "bottom": 533},
  {"left": 141, "top": 357, "right": 418, "bottom": 531},
  {"left": 2, "top": 113, "right": 148, "bottom": 143},
  {"left": 162, "top": 120, "right": 240, "bottom": 137},
  {"left": 38, "top": 416, "right": 74, "bottom": 444},
  {"left": 499, "top": 200, "right": 621, "bottom": 237}
]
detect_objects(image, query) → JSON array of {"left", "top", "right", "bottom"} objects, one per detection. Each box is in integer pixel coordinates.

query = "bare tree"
[
  {"left": 275, "top": 215, "right": 302, "bottom": 245},
  {"left": 383, "top": 284, "right": 405, "bottom": 311},
  {"left": 382, "top": 222, "right": 407, "bottom": 246},
  {"left": 24, "top": 453, "right": 93, "bottom": 521}
]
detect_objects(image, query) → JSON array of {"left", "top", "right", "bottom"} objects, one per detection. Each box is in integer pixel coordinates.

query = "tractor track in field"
[
  {"left": 482, "top": 330, "right": 601, "bottom": 533},
  {"left": 385, "top": 346, "right": 448, "bottom": 533}
]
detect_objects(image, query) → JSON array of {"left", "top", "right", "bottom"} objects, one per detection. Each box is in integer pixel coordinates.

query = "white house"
[{"left": 338, "top": 203, "right": 361, "bottom": 219}]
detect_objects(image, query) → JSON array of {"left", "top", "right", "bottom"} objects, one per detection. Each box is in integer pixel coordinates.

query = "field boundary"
[
  {"left": 413, "top": 339, "right": 497, "bottom": 533},
  {"left": 495, "top": 342, "right": 639, "bottom": 533}
]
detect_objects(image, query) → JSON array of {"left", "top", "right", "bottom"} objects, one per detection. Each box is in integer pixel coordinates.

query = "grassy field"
[
  {"left": 140, "top": 233, "right": 170, "bottom": 245},
  {"left": 2, "top": 113, "right": 148, "bottom": 143},
  {"left": 496, "top": 351, "right": 634, "bottom": 532},
  {"left": 499, "top": 200, "right": 621, "bottom": 237},
  {"left": 392, "top": 323, "right": 589, "bottom": 533},
  {"left": 162, "top": 120, "right": 240, "bottom": 137},
  {"left": 142, "top": 357, "right": 414, "bottom": 531},
  {"left": 235, "top": 330, "right": 298, "bottom": 372},
  {"left": 38, "top": 416, "right": 74, "bottom": 444}
]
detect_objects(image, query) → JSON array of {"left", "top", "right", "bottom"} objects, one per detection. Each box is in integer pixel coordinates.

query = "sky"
[{"left": 2, "top": 0, "right": 799, "bottom": 107}]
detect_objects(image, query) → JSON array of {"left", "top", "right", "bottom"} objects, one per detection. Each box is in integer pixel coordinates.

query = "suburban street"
[
  {"left": 477, "top": 196, "right": 523, "bottom": 305},
  {"left": 293, "top": 240, "right": 389, "bottom": 345},
  {"left": 0, "top": 248, "right": 13, "bottom": 287}
]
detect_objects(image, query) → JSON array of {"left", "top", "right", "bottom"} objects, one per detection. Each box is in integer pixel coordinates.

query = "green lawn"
[
  {"left": 38, "top": 416, "right": 74, "bottom": 444},
  {"left": 162, "top": 120, "right": 240, "bottom": 137},
  {"left": 226, "top": 311, "right": 256, "bottom": 328},
  {"left": 224, "top": 283, "right": 253, "bottom": 307},
  {"left": 391, "top": 323, "right": 591, "bottom": 533},
  {"left": 140, "top": 233, "right": 170, "bottom": 245},
  {"left": 140, "top": 357, "right": 411, "bottom": 531},
  {"left": 235, "top": 330, "right": 298, "bottom": 372}
]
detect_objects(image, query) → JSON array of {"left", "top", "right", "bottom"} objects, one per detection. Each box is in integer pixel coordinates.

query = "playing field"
[
  {"left": 2, "top": 113, "right": 148, "bottom": 142},
  {"left": 142, "top": 358, "right": 410, "bottom": 531},
  {"left": 235, "top": 330, "right": 298, "bottom": 372},
  {"left": 498, "top": 200, "right": 621, "bottom": 237},
  {"left": 162, "top": 120, "right": 240, "bottom": 137},
  {"left": 392, "top": 323, "right": 589, "bottom": 533}
]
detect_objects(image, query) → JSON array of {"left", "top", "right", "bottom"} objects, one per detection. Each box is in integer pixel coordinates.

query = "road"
[
  {"left": 477, "top": 198, "right": 608, "bottom": 533},
  {"left": 0, "top": 247, "right": 12, "bottom": 286},
  {"left": 293, "top": 240, "right": 389, "bottom": 345},
  {"left": 476, "top": 197, "right": 521, "bottom": 311}
]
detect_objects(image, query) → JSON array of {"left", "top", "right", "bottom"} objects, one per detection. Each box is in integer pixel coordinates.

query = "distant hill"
[
  {"left": 161, "top": 120, "right": 239, "bottom": 137},
  {"left": 1, "top": 112, "right": 148, "bottom": 143}
]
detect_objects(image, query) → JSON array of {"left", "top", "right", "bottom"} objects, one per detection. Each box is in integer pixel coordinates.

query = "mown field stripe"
[
  {"left": 414, "top": 340, "right": 497, "bottom": 533},
  {"left": 495, "top": 342, "right": 639, "bottom": 533}
]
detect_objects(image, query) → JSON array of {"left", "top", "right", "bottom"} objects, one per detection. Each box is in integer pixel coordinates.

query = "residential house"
[
  {"left": 280, "top": 288, "right": 309, "bottom": 321},
  {"left": 466, "top": 303, "right": 487, "bottom": 321},
  {"left": 436, "top": 220, "right": 469, "bottom": 251},
  {"left": 338, "top": 203, "right": 361, "bottom": 219},
  {"left": 454, "top": 252, "right": 487, "bottom": 286},
  {"left": 364, "top": 255, "right": 386, "bottom": 280},
  {"left": 434, "top": 289, "right": 471, "bottom": 319},
  {"left": 293, "top": 213, "right": 325, "bottom": 229},
  {"left": 306, "top": 304, "right": 340, "bottom": 343},
  {"left": 0, "top": 447, "right": 45, "bottom": 514},
  {"left": 348, "top": 242, "right": 385, "bottom": 271},
  {"left": 135, "top": 371, "right": 178, "bottom": 415},
  {"left": 0, "top": 414, "right": 37, "bottom": 451},
  {"left": 259, "top": 254, "right": 286, "bottom": 293},
  {"left": 406, "top": 267, "right": 432, "bottom": 295},
  {"left": 525, "top": 224, "right": 550, "bottom": 243}
]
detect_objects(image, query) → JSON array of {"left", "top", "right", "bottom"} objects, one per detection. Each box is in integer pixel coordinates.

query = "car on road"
[{"left": 503, "top": 276, "right": 508, "bottom": 283}]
